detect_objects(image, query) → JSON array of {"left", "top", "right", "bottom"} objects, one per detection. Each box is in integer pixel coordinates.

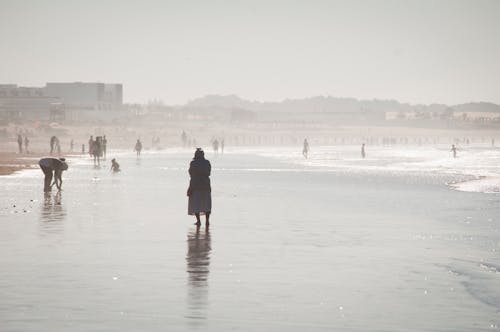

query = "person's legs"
[
  {"left": 41, "top": 167, "right": 53, "bottom": 192},
  {"left": 205, "top": 212, "right": 210, "bottom": 225},
  {"left": 194, "top": 213, "right": 201, "bottom": 225}
]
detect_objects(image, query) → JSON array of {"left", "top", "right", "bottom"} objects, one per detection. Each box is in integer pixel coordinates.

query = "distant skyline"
[{"left": 1, "top": 0, "right": 499, "bottom": 105}]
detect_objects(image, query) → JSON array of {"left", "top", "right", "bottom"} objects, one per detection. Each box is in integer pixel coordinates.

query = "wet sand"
[{"left": 0, "top": 149, "right": 499, "bottom": 331}]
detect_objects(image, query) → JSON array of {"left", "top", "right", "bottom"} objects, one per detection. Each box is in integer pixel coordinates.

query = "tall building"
[
  {"left": 44, "top": 82, "right": 123, "bottom": 111},
  {"left": 0, "top": 84, "right": 61, "bottom": 120}
]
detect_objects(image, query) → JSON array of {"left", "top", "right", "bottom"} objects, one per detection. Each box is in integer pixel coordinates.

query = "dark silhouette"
[
  {"left": 134, "top": 139, "right": 142, "bottom": 156},
  {"left": 38, "top": 157, "right": 68, "bottom": 192},
  {"left": 451, "top": 144, "right": 457, "bottom": 158},
  {"left": 102, "top": 135, "right": 107, "bottom": 158},
  {"left": 110, "top": 158, "right": 120, "bottom": 173},
  {"left": 17, "top": 134, "right": 23, "bottom": 154},
  {"left": 24, "top": 136, "right": 29, "bottom": 154},
  {"left": 88, "top": 136, "right": 94, "bottom": 157},
  {"left": 182, "top": 131, "right": 187, "bottom": 147},
  {"left": 50, "top": 136, "right": 57, "bottom": 155},
  {"left": 212, "top": 139, "right": 219, "bottom": 155},
  {"left": 361, "top": 143, "right": 366, "bottom": 159},
  {"left": 187, "top": 148, "right": 212, "bottom": 226},
  {"left": 302, "top": 138, "right": 309, "bottom": 159},
  {"left": 92, "top": 136, "right": 103, "bottom": 165}
]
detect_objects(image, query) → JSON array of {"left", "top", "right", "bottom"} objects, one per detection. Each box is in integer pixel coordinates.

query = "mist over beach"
[{"left": 1, "top": 1, "right": 500, "bottom": 331}]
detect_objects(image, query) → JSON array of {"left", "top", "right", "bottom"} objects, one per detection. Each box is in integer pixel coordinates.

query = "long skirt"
[{"left": 188, "top": 190, "right": 212, "bottom": 215}]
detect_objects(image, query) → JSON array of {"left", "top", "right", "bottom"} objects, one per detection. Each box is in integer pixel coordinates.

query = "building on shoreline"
[{"left": 0, "top": 82, "right": 123, "bottom": 121}]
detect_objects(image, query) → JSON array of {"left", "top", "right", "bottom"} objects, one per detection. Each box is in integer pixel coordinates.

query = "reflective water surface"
[{"left": 0, "top": 147, "right": 499, "bottom": 331}]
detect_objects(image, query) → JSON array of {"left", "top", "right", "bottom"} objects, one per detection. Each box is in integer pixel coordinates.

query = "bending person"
[{"left": 38, "top": 157, "right": 68, "bottom": 192}]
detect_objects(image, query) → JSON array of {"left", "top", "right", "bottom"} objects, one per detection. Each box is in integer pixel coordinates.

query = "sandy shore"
[{"left": 0, "top": 152, "right": 47, "bottom": 176}]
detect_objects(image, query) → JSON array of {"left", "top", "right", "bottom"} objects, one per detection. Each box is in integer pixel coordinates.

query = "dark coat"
[{"left": 189, "top": 158, "right": 211, "bottom": 191}]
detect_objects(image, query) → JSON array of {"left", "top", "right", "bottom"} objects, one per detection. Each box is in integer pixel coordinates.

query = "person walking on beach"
[
  {"left": 88, "top": 136, "right": 94, "bottom": 157},
  {"left": 50, "top": 136, "right": 57, "bottom": 155},
  {"left": 93, "top": 136, "right": 102, "bottom": 166},
  {"left": 134, "top": 139, "right": 142, "bottom": 157},
  {"left": 361, "top": 143, "right": 366, "bottom": 159},
  {"left": 212, "top": 139, "right": 219, "bottom": 155},
  {"left": 302, "top": 138, "right": 310, "bottom": 159},
  {"left": 24, "top": 136, "right": 29, "bottom": 154},
  {"left": 102, "top": 135, "right": 107, "bottom": 159},
  {"left": 70, "top": 139, "right": 74, "bottom": 153},
  {"left": 451, "top": 144, "right": 458, "bottom": 158},
  {"left": 110, "top": 158, "right": 120, "bottom": 173},
  {"left": 38, "top": 157, "right": 68, "bottom": 192},
  {"left": 221, "top": 138, "right": 225, "bottom": 154},
  {"left": 17, "top": 134, "right": 23, "bottom": 154},
  {"left": 187, "top": 148, "right": 212, "bottom": 226}
]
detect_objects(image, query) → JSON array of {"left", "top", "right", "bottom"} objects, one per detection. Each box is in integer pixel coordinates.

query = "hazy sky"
[{"left": 1, "top": 0, "right": 499, "bottom": 105}]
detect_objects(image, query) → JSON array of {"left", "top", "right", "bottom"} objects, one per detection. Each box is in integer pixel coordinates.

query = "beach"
[{"left": 0, "top": 147, "right": 499, "bottom": 331}]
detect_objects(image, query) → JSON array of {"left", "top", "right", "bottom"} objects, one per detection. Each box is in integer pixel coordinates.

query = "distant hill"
[{"left": 186, "top": 95, "right": 500, "bottom": 114}]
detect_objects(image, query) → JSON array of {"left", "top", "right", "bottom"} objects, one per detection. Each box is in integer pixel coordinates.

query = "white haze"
[{"left": 1, "top": 0, "right": 499, "bottom": 105}]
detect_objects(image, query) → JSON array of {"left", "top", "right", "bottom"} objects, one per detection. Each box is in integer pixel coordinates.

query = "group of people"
[
  {"left": 211, "top": 138, "right": 224, "bottom": 155},
  {"left": 88, "top": 135, "right": 107, "bottom": 165}
]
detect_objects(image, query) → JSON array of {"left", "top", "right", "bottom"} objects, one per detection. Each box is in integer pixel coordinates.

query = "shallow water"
[{"left": 1, "top": 147, "right": 500, "bottom": 331}]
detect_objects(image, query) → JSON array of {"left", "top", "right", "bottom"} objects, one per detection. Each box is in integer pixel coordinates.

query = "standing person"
[
  {"left": 361, "top": 143, "right": 366, "bottom": 159},
  {"left": 102, "top": 135, "right": 107, "bottom": 159},
  {"left": 88, "top": 136, "right": 94, "bottom": 157},
  {"left": 451, "top": 144, "right": 457, "bottom": 158},
  {"left": 134, "top": 139, "right": 142, "bottom": 156},
  {"left": 24, "top": 136, "right": 29, "bottom": 154},
  {"left": 50, "top": 136, "right": 57, "bottom": 155},
  {"left": 17, "top": 134, "right": 23, "bottom": 154},
  {"left": 221, "top": 139, "right": 225, "bottom": 155},
  {"left": 70, "top": 139, "right": 74, "bottom": 153},
  {"left": 302, "top": 138, "right": 309, "bottom": 159},
  {"left": 82, "top": 144, "right": 85, "bottom": 155},
  {"left": 212, "top": 139, "right": 219, "bottom": 155},
  {"left": 182, "top": 131, "right": 187, "bottom": 147},
  {"left": 38, "top": 157, "right": 68, "bottom": 192},
  {"left": 55, "top": 137, "right": 61, "bottom": 156},
  {"left": 187, "top": 148, "right": 212, "bottom": 226},
  {"left": 93, "top": 136, "right": 102, "bottom": 166}
]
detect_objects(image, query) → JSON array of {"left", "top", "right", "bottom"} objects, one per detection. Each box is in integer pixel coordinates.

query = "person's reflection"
[
  {"left": 186, "top": 225, "right": 211, "bottom": 324},
  {"left": 40, "top": 191, "right": 66, "bottom": 224}
]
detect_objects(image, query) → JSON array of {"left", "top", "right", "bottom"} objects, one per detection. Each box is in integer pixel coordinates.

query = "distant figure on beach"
[
  {"left": 212, "top": 139, "right": 219, "bottom": 155},
  {"left": 102, "top": 135, "right": 107, "bottom": 158},
  {"left": 70, "top": 139, "right": 74, "bottom": 153},
  {"left": 17, "top": 134, "right": 23, "bottom": 154},
  {"left": 38, "top": 157, "right": 68, "bottom": 192},
  {"left": 187, "top": 148, "right": 211, "bottom": 226},
  {"left": 24, "top": 136, "right": 29, "bottom": 154},
  {"left": 82, "top": 144, "right": 85, "bottom": 154},
  {"left": 492, "top": 138, "right": 495, "bottom": 147},
  {"left": 110, "top": 158, "right": 120, "bottom": 173},
  {"left": 451, "top": 144, "right": 457, "bottom": 158},
  {"left": 302, "top": 138, "right": 309, "bottom": 159},
  {"left": 94, "top": 136, "right": 104, "bottom": 165},
  {"left": 55, "top": 137, "right": 61, "bottom": 156},
  {"left": 361, "top": 143, "right": 366, "bottom": 159},
  {"left": 50, "top": 136, "right": 57, "bottom": 155},
  {"left": 134, "top": 139, "right": 142, "bottom": 156},
  {"left": 221, "top": 139, "right": 225, "bottom": 154},
  {"left": 88, "top": 136, "right": 94, "bottom": 157},
  {"left": 182, "top": 131, "right": 187, "bottom": 147}
]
